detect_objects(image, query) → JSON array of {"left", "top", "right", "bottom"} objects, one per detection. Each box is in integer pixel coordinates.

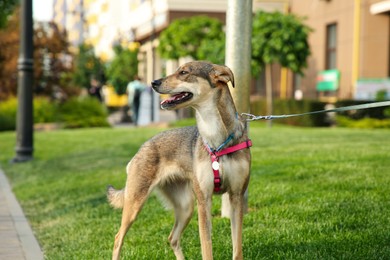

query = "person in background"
[
  {"left": 127, "top": 76, "right": 147, "bottom": 126},
  {"left": 89, "top": 76, "right": 103, "bottom": 102}
]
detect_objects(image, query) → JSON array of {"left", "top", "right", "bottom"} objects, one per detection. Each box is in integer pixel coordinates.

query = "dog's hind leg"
[
  {"left": 160, "top": 181, "right": 194, "bottom": 260},
  {"left": 112, "top": 171, "right": 155, "bottom": 260}
]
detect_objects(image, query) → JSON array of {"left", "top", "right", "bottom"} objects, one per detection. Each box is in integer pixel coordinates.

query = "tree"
[
  {"left": 72, "top": 43, "right": 105, "bottom": 90},
  {"left": 0, "top": 7, "right": 76, "bottom": 101},
  {"left": 0, "top": 6, "right": 19, "bottom": 100},
  {"left": 158, "top": 15, "right": 225, "bottom": 63},
  {"left": 106, "top": 44, "right": 138, "bottom": 94},
  {"left": 34, "top": 22, "right": 76, "bottom": 98},
  {"left": 251, "top": 11, "right": 312, "bottom": 126},
  {"left": 252, "top": 11, "right": 312, "bottom": 75},
  {"left": 197, "top": 38, "right": 225, "bottom": 65},
  {"left": 0, "top": 0, "right": 18, "bottom": 28}
]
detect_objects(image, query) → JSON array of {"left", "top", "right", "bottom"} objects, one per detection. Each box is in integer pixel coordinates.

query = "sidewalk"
[{"left": 0, "top": 168, "right": 44, "bottom": 260}]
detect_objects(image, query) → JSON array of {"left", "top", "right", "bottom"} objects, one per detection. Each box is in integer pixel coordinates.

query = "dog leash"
[{"left": 241, "top": 101, "right": 390, "bottom": 121}]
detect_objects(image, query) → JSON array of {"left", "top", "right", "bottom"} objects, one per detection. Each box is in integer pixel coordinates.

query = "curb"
[{"left": 0, "top": 168, "right": 44, "bottom": 260}]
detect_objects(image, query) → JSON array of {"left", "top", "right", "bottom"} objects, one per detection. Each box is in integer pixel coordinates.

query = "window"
[{"left": 326, "top": 23, "right": 337, "bottom": 69}]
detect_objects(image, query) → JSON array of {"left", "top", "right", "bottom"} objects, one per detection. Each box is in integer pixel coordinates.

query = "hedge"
[{"left": 0, "top": 97, "right": 109, "bottom": 131}]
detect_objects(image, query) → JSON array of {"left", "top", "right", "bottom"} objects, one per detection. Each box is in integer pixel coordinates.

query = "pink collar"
[{"left": 204, "top": 139, "right": 252, "bottom": 193}]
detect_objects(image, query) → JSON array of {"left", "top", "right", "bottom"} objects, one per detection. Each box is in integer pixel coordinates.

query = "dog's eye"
[{"left": 179, "top": 70, "right": 188, "bottom": 75}]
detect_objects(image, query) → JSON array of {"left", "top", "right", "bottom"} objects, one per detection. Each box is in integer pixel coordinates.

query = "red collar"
[{"left": 204, "top": 140, "right": 252, "bottom": 193}]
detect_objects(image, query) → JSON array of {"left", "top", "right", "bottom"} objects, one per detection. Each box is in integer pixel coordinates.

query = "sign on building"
[{"left": 316, "top": 70, "right": 340, "bottom": 91}]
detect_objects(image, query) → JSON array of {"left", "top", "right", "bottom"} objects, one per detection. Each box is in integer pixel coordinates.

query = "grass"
[{"left": 0, "top": 123, "right": 389, "bottom": 259}]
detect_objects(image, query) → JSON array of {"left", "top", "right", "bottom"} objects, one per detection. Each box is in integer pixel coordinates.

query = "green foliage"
[
  {"left": 250, "top": 98, "right": 328, "bottom": 127},
  {"left": 158, "top": 16, "right": 224, "bottom": 62},
  {"left": 34, "top": 98, "right": 59, "bottom": 123},
  {"left": 336, "top": 116, "right": 390, "bottom": 128},
  {"left": 0, "top": 0, "right": 18, "bottom": 28},
  {"left": 72, "top": 44, "right": 105, "bottom": 89},
  {"left": 0, "top": 97, "right": 109, "bottom": 131},
  {"left": 384, "top": 107, "right": 390, "bottom": 118},
  {"left": 106, "top": 45, "right": 138, "bottom": 94},
  {"left": 58, "top": 97, "right": 109, "bottom": 128},
  {"left": 375, "top": 89, "right": 388, "bottom": 101},
  {"left": 1, "top": 127, "right": 390, "bottom": 259},
  {"left": 252, "top": 11, "right": 312, "bottom": 75},
  {"left": 197, "top": 38, "right": 225, "bottom": 64},
  {"left": 0, "top": 97, "right": 59, "bottom": 131},
  {"left": 335, "top": 101, "right": 390, "bottom": 128},
  {"left": 0, "top": 97, "right": 17, "bottom": 131}
]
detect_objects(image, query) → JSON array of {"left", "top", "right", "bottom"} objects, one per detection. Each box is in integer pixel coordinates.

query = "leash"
[{"left": 241, "top": 101, "right": 390, "bottom": 121}]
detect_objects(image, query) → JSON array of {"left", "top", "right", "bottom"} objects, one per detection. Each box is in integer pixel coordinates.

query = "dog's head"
[{"left": 151, "top": 61, "right": 235, "bottom": 110}]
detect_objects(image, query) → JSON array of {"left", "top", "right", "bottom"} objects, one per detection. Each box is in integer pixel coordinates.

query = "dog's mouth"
[{"left": 160, "top": 92, "right": 193, "bottom": 109}]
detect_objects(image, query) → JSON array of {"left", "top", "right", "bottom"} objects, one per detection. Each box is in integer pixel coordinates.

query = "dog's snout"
[{"left": 151, "top": 79, "right": 162, "bottom": 89}]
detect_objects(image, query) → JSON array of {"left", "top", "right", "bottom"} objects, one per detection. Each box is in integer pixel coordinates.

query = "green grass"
[{"left": 0, "top": 123, "right": 389, "bottom": 259}]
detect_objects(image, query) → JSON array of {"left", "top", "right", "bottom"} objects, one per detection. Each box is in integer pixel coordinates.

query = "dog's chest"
[{"left": 219, "top": 155, "right": 247, "bottom": 181}]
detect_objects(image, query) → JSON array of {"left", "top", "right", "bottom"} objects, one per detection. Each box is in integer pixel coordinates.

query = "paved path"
[{"left": 0, "top": 168, "right": 43, "bottom": 260}]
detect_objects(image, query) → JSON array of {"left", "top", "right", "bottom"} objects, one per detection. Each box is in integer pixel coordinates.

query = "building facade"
[
  {"left": 53, "top": 0, "right": 85, "bottom": 52},
  {"left": 289, "top": 0, "right": 390, "bottom": 100}
]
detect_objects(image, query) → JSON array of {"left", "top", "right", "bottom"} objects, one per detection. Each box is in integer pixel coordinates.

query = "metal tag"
[{"left": 212, "top": 161, "right": 220, "bottom": 171}]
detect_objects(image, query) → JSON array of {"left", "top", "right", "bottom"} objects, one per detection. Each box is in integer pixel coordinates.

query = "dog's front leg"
[
  {"left": 229, "top": 193, "right": 245, "bottom": 260},
  {"left": 193, "top": 174, "right": 214, "bottom": 260},
  {"left": 197, "top": 194, "right": 213, "bottom": 259}
]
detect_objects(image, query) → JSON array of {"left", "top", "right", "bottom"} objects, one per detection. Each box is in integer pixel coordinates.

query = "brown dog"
[{"left": 107, "top": 61, "right": 251, "bottom": 260}]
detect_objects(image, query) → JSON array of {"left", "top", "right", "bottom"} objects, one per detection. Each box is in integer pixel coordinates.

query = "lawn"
[{"left": 0, "top": 123, "right": 389, "bottom": 259}]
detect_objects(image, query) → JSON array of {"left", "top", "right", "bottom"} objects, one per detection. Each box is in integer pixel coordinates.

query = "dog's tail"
[{"left": 107, "top": 185, "right": 124, "bottom": 209}]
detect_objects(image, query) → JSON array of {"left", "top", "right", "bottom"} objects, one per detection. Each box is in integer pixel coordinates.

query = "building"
[
  {"left": 53, "top": 0, "right": 85, "bottom": 52},
  {"left": 288, "top": 0, "right": 390, "bottom": 101}
]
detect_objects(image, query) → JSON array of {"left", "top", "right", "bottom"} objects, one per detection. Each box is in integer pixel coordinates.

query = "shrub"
[
  {"left": 0, "top": 98, "right": 17, "bottom": 131},
  {"left": 0, "top": 97, "right": 109, "bottom": 131},
  {"left": 336, "top": 116, "right": 390, "bottom": 128},
  {"left": 34, "top": 98, "right": 59, "bottom": 123},
  {"left": 0, "top": 97, "right": 59, "bottom": 131},
  {"left": 58, "top": 97, "right": 109, "bottom": 128}
]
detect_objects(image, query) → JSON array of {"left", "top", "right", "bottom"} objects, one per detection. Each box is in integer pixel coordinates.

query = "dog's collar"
[{"left": 204, "top": 137, "right": 252, "bottom": 193}]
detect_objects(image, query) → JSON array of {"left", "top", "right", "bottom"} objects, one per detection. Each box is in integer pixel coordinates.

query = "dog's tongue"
[{"left": 160, "top": 92, "right": 188, "bottom": 105}]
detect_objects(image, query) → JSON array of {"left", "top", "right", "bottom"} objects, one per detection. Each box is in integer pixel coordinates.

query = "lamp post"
[{"left": 13, "top": 0, "right": 34, "bottom": 162}]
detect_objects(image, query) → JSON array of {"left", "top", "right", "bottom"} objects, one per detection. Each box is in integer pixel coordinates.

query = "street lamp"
[{"left": 12, "top": 0, "right": 34, "bottom": 162}]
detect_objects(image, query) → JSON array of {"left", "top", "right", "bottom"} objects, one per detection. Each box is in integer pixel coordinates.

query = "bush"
[
  {"left": 334, "top": 100, "right": 390, "bottom": 128},
  {"left": 34, "top": 98, "right": 59, "bottom": 123},
  {"left": 0, "top": 97, "right": 60, "bottom": 131},
  {"left": 250, "top": 98, "right": 329, "bottom": 127},
  {"left": 0, "top": 97, "right": 109, "bottom": 131},
  {"left": 336, "top": 116, "right": 390, "bottom": 128},
  {"left": 0, "top": 98, "right": 17, "bottom": 131},
  {"left": 58, "top": 97, "right": 109, "bottom": 128}
]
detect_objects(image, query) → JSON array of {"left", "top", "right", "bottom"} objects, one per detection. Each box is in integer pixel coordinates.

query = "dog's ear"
[{"left": 211, "top": 64, "right": 235, "bottom": 88}]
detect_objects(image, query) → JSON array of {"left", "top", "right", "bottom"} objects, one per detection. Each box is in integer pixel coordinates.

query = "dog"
[{"left": 107, "top": 61, "right": 251, "bottom": 260}]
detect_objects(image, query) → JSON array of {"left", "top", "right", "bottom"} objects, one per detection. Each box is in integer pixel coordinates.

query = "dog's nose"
[{"left": 151, "top": 79, "right": 162, "bottom": 89}]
